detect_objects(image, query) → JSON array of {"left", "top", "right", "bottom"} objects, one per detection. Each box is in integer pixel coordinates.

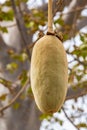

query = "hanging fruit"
[{"left": 30, "top": 0, "right": 68, "bottom": 114}]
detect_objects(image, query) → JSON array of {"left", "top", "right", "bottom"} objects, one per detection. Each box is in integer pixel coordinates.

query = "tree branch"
[
  {"left": 58, "top": 0, "right": 87, "bottom": 38},
  {"left": 0, "top": 79, "right": 29, "bottom": 115},
  {"left": 0, "top": 35, "right": 7, "bottom": 48},
  {"left": 62, "top": 0, "right": 87, "bottom": 26},
  {"left": 62, "top": 107, "right": 80, "bottom": 130},
  {"left": 11, "top": 0, "right": 31, "bottom": 60},
  {"left": 66, "top": 51, "right": 87, "bottom": 66},
  {"left": 77, "top": 17, "right": 87, "bottom": 31},
  {"left": 60, "top": 7, "right": 87, "bottom": 16},
  {"left": 66, "top": 80, "right": 87, "bottom": 100}
]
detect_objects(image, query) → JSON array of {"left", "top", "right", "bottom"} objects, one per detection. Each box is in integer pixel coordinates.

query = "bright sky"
[{"left": 0, "top": 0, "right": 6, "bottom": 3}]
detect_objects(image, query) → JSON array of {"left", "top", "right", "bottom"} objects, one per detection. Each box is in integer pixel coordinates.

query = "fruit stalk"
[{"left": 48, "top": 0, "right": 53, "bottom": 33}]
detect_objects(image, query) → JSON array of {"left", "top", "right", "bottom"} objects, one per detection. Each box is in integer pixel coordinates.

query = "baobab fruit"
[{"left": 30, "top": 35, "right": 68, "bottom": 114}]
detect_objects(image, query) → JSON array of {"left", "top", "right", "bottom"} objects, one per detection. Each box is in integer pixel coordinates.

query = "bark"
[
  {"left": 0, "top": 35, "right": 41, "bottom": 130},
  {"left": 6, "top": 98, "right": 41, "bottom": 130},
  {"left": 62, "top": 0, "right": 87, "bottom": 26},
  {"left": 77, "top": 17, "right": 87, "bottom": 30},
  {"left": 66, "top": 81, "right": 87, "bottom": 100},
  {"left": 58, "top": 0, "right": 87, "bottom": 38}
]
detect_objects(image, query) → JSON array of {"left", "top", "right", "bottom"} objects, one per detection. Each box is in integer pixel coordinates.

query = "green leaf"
[
  {"left": 7, "top": 49, "right": 15, "bottom": 55},
  {"left": 19, "top": 70, "right": 28, "bottom": 86},
  {"left": 15, "top": 0, "right": 28, "bottom": 5},
  {"left": 0, "top": 94, "right": 7, "bottom": 101},
  {"left": 54, "top": 18, "right": 64, "bottom": 26},
  {"left": 54, "top": 117, "right": 63, "bottom": 126},
  {"left": 20, "top": 93, "right": 26, "bottom": 100},
  {"left": 72, "top": 43, "right": 87, "bottom": 59},
  {"left": 0, "top": 26, "right": 8, "bottom": 33},
  {"left": 21, "top": 53, "right": 28, "bottom": 62},
  {"left": 21, "top": 0, "right": 28, "bottom": 2},
  {"left": 80, "top": 34, "right": 85, "bottom": 42},
  {"left": 27, "top": 87, "right": 32, "bottom": 94},
  {"left": 63, "top": 33, "right": 69, "bottom": 41},
  {"left": 6, "top": 62, "right": 18, "bottom": 73},
  {"left": 2, "top": 1, "right": 11, "bottom": 6},
  {"left": 80, "top": 44, "right": 87, "bottom": 50},
  {"left": 59, "top": 120, "right": 63, "bottom": 126},
  {"left": 26, "top": 21, "right": 34, "bottom": 28},
  {"left": 0, "top": 78, "right": 12, "bottom": 90},
  {"left": 13, "top": 102, "right": 20, "bottom": 110},
  {"left": 0, "top": 10, "right": 14, "bottom": 21},
  {"left": 77, "top": 123, "right": 87, "bottom": 128},
  {"left": 10, "top": 52, "right": 28, "bottom": 62},
  {"left": 40, "top": 114, "right": 52, "bottom": 120},
  {"left": 76, "top": 75, "right": 82, "bottom": 81}
]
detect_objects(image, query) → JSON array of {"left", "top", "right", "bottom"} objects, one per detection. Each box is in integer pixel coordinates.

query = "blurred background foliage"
[{"left": 0, "top": 0, "right": 87, "bottom": 130}]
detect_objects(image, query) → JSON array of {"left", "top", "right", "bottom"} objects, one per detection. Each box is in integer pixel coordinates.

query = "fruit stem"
[{"left": 48, "top": 0, "right": 54, "bottom": 33}]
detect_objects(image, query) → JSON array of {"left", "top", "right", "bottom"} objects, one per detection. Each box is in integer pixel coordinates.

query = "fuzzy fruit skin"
[{"left": 30, "top": 35, "right": 68, "bottom": 114}]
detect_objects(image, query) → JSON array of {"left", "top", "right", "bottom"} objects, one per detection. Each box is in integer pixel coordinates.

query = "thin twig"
[
  {"left": 60, "top": 6, "right": 87, "bottom": 16},
  {"left": 54, "top": 2, "right": 87, "bottom": 16},
  {"left": 71, "top": 113, "right": 87, "bottom": 119},
  {"left": 0, "top": 79, "right": 29, "bottom": 115},
  {"left": 1, "top": 23, "right": 17, "bottom": 28},
  {"left": 68, "top": 59, "right": 75, "bottom": 64},
  {"left": 54, "top": 0, "right": 63, "bottom": 16},
  {"left": 70, "top": 7, "right": 78, "bottom": 38},
  {"left": 66, "top": 50, "right": 87, "bottom": 66},
  {"left": 62, "top": 107, "right": 80, "bottom": 130},
  {"left": 10, "top": 0, "right": 31, "bottom": 60}
]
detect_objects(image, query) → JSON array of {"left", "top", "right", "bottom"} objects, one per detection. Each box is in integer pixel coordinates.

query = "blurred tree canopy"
[{"left": 0, "top": 0, "right": 87, "bottom": 130}]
